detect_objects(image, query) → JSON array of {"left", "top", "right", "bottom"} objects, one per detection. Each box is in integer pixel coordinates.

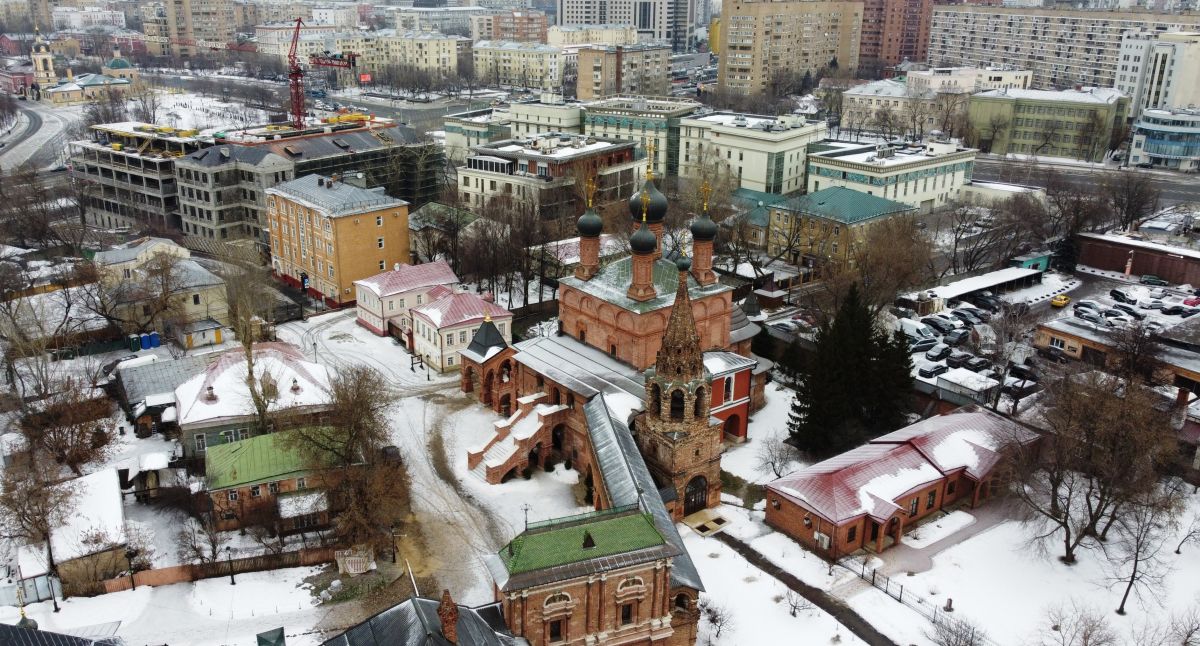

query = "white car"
[
  {"left": 930, "top": 312, "right": 965, "bottom": 329},
  {"left": 1138, "top": 299, "right": 1165, "bottom": 310},
  {"left": 1148, "top": 287, "right": 1169, "bottom": 299}
]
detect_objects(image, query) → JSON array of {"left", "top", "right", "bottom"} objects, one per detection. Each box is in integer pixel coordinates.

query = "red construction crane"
[{"left": 287, "top": 16, "right": 362, "bottom": 131}]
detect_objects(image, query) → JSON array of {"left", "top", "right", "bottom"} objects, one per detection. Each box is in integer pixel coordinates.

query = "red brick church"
[{"left": 458, "top": 174, "right": 770, "bottom": 646}]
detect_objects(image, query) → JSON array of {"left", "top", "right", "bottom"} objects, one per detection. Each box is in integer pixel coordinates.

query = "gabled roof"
[
  {"left": 205, "top": 428, "right": 322, "bottom": 490},
  {"left": 119, "top": 353, "right": 218, "bottom": 407},
  {"left": 460, "top": 319, "right": 508, "bottom": 364},
  {"left": 777, "top": 187, "right": 915, "bottom": 225},
  {"left": 871, "top": 406, "right": 1038, "bottom": 480},
  {"left": 92, "top": 236, "right": 178, "bottom": 265},
  {"left": 17, "top": 469, "right": 126, "bottom": 578},
  {"left": 354, "top": 260, "right": 458, "bottom": 298},
  {"left": 510, "top": 334, "right": 643, "bottom": 400},
  {"left": 499, "top": 510, "right": 665, "bottom": 575},
  {"left": 412, "top": 291, "right": 510, "bottom": 330},
  {"left": 268, "top": 174, "right": 407, "bottom": 218},
  {"left": 323, "top": 597, "right": 521, "bottom": 646}
]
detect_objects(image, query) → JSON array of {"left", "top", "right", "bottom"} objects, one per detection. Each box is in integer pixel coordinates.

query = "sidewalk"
[{"left": 873, "top": 499, "right": 1020, "bottom": 577}]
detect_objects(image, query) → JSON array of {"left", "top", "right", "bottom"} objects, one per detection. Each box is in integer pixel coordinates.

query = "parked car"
[
  {"left": 1184, "top": 297, "right": 1200, "bottom": 307},
  {"left": 1138, "top": 299, "right": 1165, "bottom": 310},
  {"left": 909, "top": 337, "right": 939, "bottom": 354},
  {"left": 1148, "top": 287, "right": 1169, "bottom": 299},
  {"left": 946, "top": 350, "right": 974, "bottom": 368},
  {"left": 1075, "top": 309, "right": 1107, "bottom": 326},
  {"left": 1110, "top": 302, "right": 1146, "bottom": 320},
  {"left": 945, "top": 328, "right": 971, "bottom": 346},
  {"left": 1107, "top": 314, "right": 1134, "bottom": 328},
  {"left": 925, "top": 343, "right": 952, "bottom": 362},
  {"left": 101, "top": 354, "right": 138, "bottom": 376},
  {"left": 965, "top": 357, "right": 992, "bottom": 372},
  {"left": 1145, "top": 321, "right": 1167, "bottom": 335},
  {"left": 969, "top": 294, "right": 1003, "bottom": 312},
  {"left": 1141, "top": 275, "right": 1170, "bottom": 286},
  {"left": 1037, "top": 345, "right": 1070, "bottom": 363},
  {"left": 1073, "top": 300, "right": 1103, "bottom": 313},
  {"left": 1110, "top": 288, "right": 1137, "bottom": 304},
  {"left": 930, "top": 313, "right": 964, "bottom": 329},
  {"left": 950, "top": 309, "right": 981, "bottom": 327},
  {"left": 955, "top": 305, "right": 992, "bottom": 322},
  {"left": 1181, "top": 306, "right": 1200, "bottom": 319},
  {"left": 1002, "top": 377, "right": 1042, "bottom": 398},
  {"left": 921, "top": 317, "right": 956, "bottom": 335},
  {"left": 918, "top": 363, "right": 950, "bottom": 379},
  {"left": 1161, "top": 304, "right": 1190, "bottom": 315},
  {"left": 890, "top": 305, "right": 918, "bottom": 320},
  {"left": 1051, "top": 294, "right": 1071, "bottom": 307},
  {"left": 898, "top": 318, "right": 937, "bottom": 341},
  {"left": 1008, "top": 364, "right": 1040, "bottom": 382}
]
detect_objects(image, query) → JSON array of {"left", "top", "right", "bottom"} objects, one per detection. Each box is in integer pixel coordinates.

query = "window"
[
  {"left": 621, "top": 603, "right": 634, "bottom": 625},
  {"left": 195, "top": 434, "right": 207, "bottom": 452},
  {"left": 377, "top": 237, "right": 384, "bottom": 249},
  {"left": 446, "top": 333, "right": 454, "bottom": 345},
  {"left": 724, "top": 376, "right": 733, "bottom": 401},
  {"left": 1050, "top": 337, "right": 1065, "bottom": 350},
  {"left": 251, "top": 485, "right": 261, "bottom": 498},
  {"left": 297, "top": 477, "right": 307, "bottom": 490},
  {"left": 228, "top": 490, "right": 239, "bottom": 502},
  {"left": 380, "top": 260, "right": 386, "bottom": 270},
  {"left": 459, "top": 331, "right": 467, "bottom": 343},
  {"left": 803, "top": 514, "right": 812, "bottom": 528},
  {"left": 549, "top": 619, "right": 564, "bottom": 643},
  {"left": 947, "top": 480, "right": 956, "bottom": 495},
  {"left": 376, "top": 216, "right": 383, "bottom": 226},
  {"left": 416, "top": 295, "right": 423, "bottom": 305},
  {"left": 193, "top": 294, "right": 201, "bottom": 305},
  {"left": 268, "top": 482, "right": 279, "bottom": 494},
  {"left": 447, "top": 356, "right": 454, "bottom": 366},
  {"left": 389, "top": 301, "right": 395, "bottom": 311},
  {"left": 847, "top": 525, "right": 857, "bottom": 543},
  {"left": 909, "top": 497, "right": 919, "bottom": 516},
  {"left": 927, "top": 490, "right": 937, "bottom": 510}
]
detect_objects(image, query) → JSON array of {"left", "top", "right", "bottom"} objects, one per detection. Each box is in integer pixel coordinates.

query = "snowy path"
[{"left": 0, "top": 103, "right": 79, "bottom": 171}]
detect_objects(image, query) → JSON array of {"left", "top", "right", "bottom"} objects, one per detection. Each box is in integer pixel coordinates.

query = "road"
[
  {"left": 972, "top": 157, "right": 1200, "bottom": 206},
  {"left": 0, "top": 101, "right": 77, "bottom": 172}
]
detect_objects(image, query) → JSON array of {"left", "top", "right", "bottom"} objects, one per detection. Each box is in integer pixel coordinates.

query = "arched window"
[
  {"left": 694, "top": 386, "right": 706, "bottom": 418},
  {"left": 618, "top": 577, "right": 644, "bottom": 591},
  {"left": 578, "top": 327, "right": 586, "bottom": 343},
  {"left": 670, "top": 390, "right": 685, "bottom": 420},
  {"left": 551, "top": 388, "right": 561, "bottom": 405},
  {"left": 650, "top": 383, "right": 661, "bottom": 416},
  {"left": 724, "top": 376, "right": 734, "bottom": 401},
  {"left": 544, "top": 592, "right": 571, "bottom": 607},
  {"left": 674, "top": 594, "right": 689, "bottom": 611}
]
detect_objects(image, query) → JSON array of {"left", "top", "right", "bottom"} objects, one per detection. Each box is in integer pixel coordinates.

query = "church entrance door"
[{"left": 684, "top": 476, "right": 708, "bottom": 515}]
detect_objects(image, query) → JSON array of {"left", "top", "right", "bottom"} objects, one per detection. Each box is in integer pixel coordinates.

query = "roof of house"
[
  {"left": 323, "top": 597, "right": 522, "bottom": 646},
  {"left": 732, "top": 187, "right": 788, "bottom": 228},
  {"left": 767, "top": 407, "right": 1036, "bottom": 524},
  {"left": 354, "top": 260, "right": 459, "bottom": 298},
  {"left": 498, "top": 510, "right": 665, "bottom": 575},
  {"left": 268, "top": 174, "right": 408, "bottom": 218},
  {"left": 777, "top": 187, "right": 915, "bottom": 225},
  {"left": 460, "top": 319, "right": 508, "bottom": 364},
  {"left": 412, "top": 291, "right": 511, "bottom": 330},
  {"left": 510, "top": 334, "right": 644, "bottom": 400},
  {"left": 527, "top": 234, "right": 624, "bottom": 266},
  {"left": 205, "top": 428, "right": 321, "bottom": 490},
  {"left": 92, "top": 236, "right": 180, "bottom": 265},
  {"left": 120, "top": 354, "right": 219, "bottom": 407},
  {"left": 17, "top": 469, "right": 126, "bottom": 578},
  {"left": 0, "top": 624, "right": 122, "bottom": 646},
  {"left": 174, "top": 343, "right": 332, "bottom": 428},
  {"left": 845, "top": 78, "right": 933, "bottom": 99},
  {"left": 974, "top": 86, "right": 1126, "bottom": 104}
]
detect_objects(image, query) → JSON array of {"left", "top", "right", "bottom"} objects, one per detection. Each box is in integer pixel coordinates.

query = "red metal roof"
[
  {"left": 412, "top": 291, "right": 511, "bottom": 330},
  {"left": 353, "top": 260, "right": 458, "bottom": 298}
]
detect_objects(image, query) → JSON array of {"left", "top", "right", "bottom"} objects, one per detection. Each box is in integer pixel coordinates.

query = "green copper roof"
[
  {"left": 560, "top": 256, "right": 730, "bottom": 314},
  {"left": 106, "top": 56, "right": 132, "bottom": 69},
  {"left": 499, "top": 511, "right": 665, "bottom": 575},
  {"left": 777, "top": 186, "right": 915, "bottom": 225},
  {"left": 205, "top": 429, "right": 321, "bottom": 490},
  {"left": 732, "top": 188, "right": 789, "bottom": 228}
]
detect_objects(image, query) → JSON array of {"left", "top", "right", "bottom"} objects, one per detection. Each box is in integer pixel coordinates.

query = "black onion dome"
[
  {"left": 690, "top": 212, "right": 718, "bottom": 241},
  {"left": 676, "top": 255, "right": 692, "bottom": 272},
  {"left": 630, "top": 220, "right": 657, "bottom": 255},
  {"left": 628, "top": 179, "right": 668, "bottom": 224},
  {"left": 577, "top": 207, "right": 603, "bottom": 237}
]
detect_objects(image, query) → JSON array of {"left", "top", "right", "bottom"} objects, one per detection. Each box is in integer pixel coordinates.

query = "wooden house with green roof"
[
  {"left": 204, "top": 429, "right": 335, "bottom": 533},
  {"left": 767, "top": 186, "right": 916, "bottom": 268}
]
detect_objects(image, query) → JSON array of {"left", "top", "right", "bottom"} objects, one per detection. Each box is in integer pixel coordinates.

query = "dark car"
[
  {"left": 918, "top": 363, "right": 949, "bottom": 379},
  {"left": 946, "top": 350, "right": 974, "bottom": 368},
  {"left": 1008, "top": 364, "right": 1039, "bottom": 382},
  {"left": 969, "top": 294, "right": 1003, "bottom": 312},
  {"left": 925, "top": 343, "right": 952, "bottom": 362},
  {"left": 1181, "top": 306, "right": 1200, "bottom": 319},
  {"left": 965, "top": 357, "right": 992, "bottom": 372},
  {"left": 1110, "top": 302, "right": 1146, "bottom": 320},
  {"left": 909, "top": 337, "right": 939, "bottom": 354},
  {"left": 950, "top": 310, "right": 981, "bottom": 327},
  {"left": 945, "top": 328, "right": 971, "bottom": 346},
  {"left": 921, "top": 317, "right": 956, "bottom": 335},
  {"left": 1141, "top": 275, "right": 1170, "bottom": 286},
  {"left": 956, "top": 305, "right": 993, "bottom": 322},
  {"left": 1110, "top": 288, "right": 1136, "bottom": 304},
  {"left": 1037, "top": 345, "right": 1070, "bottom": 364}
]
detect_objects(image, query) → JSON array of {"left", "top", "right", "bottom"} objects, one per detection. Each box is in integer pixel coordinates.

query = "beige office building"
[
  {"left": 576, "top": 44, "right": 671, "bottom": 100},
  {"left": 718, "top": 0, "right": 862, "bottom": 96},
  {"left": 1116, "top": 31, "right": 1200, "bottom": 116},
  {"left": 546, "top": 24, "right": 638, "bottom": 47},
  {"left": 905, "top": 66, "right": 1031, "bottom": 95},
  {"left": 473, "top": 40, "right": 563, "bottom": 90},
  {"left": 161, "top": 0, "right": 236, "bottom": 57},
  {"left": 679, "top": 112, "right": 826, "bottom": 194}
]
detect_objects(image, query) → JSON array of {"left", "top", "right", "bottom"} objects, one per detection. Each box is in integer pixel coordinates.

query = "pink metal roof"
[
  {"left": 412, "top": 291, "right": 512, "bottom": 330},
  {"left": 871, "top": 406, "right": 1038, "bottom": 481},
  {"left": 354, "top": 260, "right": 459, "bottom": 298}
]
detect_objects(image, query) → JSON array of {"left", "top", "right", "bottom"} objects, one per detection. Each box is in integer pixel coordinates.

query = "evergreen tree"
[{"left": 787, "top": 283, "right": 913, "bottom": 458}]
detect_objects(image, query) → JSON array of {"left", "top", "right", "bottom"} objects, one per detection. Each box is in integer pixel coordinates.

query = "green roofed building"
[
  {"left": 768, "top": 186, "right": 916, "bottom": 268},
  {"left": 498, "top": 509, "right": 666, "bottom": 578},
  {"left": 205, "top": 429, "right": 334, "bottom": 532}
]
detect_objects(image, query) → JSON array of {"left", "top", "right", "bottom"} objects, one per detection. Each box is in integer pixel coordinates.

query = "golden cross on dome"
[
  {"left": 645, "top": 140, "right": 656, "bottom": 181},
  {"left": 700, "top": 180, "right": 713, "bottom": 214},
  {"left": 641, "top": 189, "right": 650, "bottom": 220},
  {"left": 485, "top": 311, "right": 492, "bottom": 322},
  {"left": 585, "top": 176, "right": 596, "bottom": 208}
]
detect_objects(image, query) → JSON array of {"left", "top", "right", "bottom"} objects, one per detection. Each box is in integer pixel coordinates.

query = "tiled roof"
[
  {"left": 498, "top": 510, "right": 665, "bottom": 575},
  {"left": 268, "top": 174, "right": 407, "bottom": 218},
  {"left": 354, "top": 260, "right": 459, "bottom": 298},
  {"left": 205, "top": 428, "right": 323, "bottom": 490},
  {"left": 778, "top": 187, "right": 915, "bottom": 225},
  {"left": 412, "top": 291, "right": 510, "bottom": 330},
  {"left": 559, "top": 256, "right": 730, "bottom": 314}
]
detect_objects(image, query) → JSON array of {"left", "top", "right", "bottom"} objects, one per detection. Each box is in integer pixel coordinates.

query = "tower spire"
[{"left": 654, "top": 258, "right": 703, "bottom": 379}]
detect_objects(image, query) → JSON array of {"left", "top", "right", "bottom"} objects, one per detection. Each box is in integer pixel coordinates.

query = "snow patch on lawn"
[
  {"left": 901, "top": 511, "right": 976, "bottom": 549},
  {"left": 723, "top": 382, "right": 805, "bottom": 484}
]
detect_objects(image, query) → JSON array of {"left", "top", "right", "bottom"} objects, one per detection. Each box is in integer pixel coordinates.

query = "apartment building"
[
  {"left": 470, "top": 9, "right": 549, "bottom": 42},
  {"left": 457, "top": 133, "right": 643, "bottom": 219},
  {"left": 557, "top": 0, "right": 695, "bottom": 51},
  {"left": 718, "top": 0, "right": 863, "bottom": 96},
  {"left": 583, "top": 95, "right": 700, "bottom": 177},
  {"left": 842, "top": 78, "right": 938, "bottom": 136},
  {"left": 312, "top": 4, "right": 359, "bottom": 29},
  {"left": 379, "top": 31, "right": 466, "bottom": 77},
  {"left": 473, "top": 40, "right": 563, "bottom": 90},
  {"left": 858, "top": 0, "right": 931, "bottom": 68},
  {"left": 443, "top": 107, "right": 513, "bottom": 163},
  {"left": 389, "top": 6, "right": 495, "bottom": 34},
  {"left": 70, "top": 123, "right": 209, "bottom": 231},
  {"left": 175, "top": 122, "right": 436, "bottom": 244},
  {"left": 678, "top": 111, "right": 826, "bottom": 194},
  {"left": 508, "top": 95, "right": 584, "bottom": 136},
  {"left": 806, "top": 139, "right": 977, "bottom": 212},
  {"left": 267, "top": 174, "right": 410, "bottom": 307},
  {"left": 928, "top": 6, "right": 1200, "bottom": 91},
  {"left": 906, "top": 66, "right": 1031, "bottom": 95},
  {"left": 1116, "top": 31, "right": 1200, "bottom": 117},
  {"left": 158, "top": 0, "right": 236, "bottom": 57},
  {"left": 576, "top": 44, "right": 671, "bottom": 100},
  {"left": 546, "top": 24, "right": 637, "bottom": 47},
  {"left": 967, "top": 87, "right": 1130, "bottom": 162},
  {"left": 255, "top": 22, "right": 339, "bottom": 57},
  {"left": 52, "top": 6, "right": 126, "bottom": 30}
]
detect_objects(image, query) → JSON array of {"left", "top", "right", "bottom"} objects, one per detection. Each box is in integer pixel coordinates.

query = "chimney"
[
  {"left": 437, "top": 589, "right": 459, "bottom": 644},
  {"left": 66, "top": 67, "right": 73, "bottom": 81},
  {"left": 291, "top": 378, "right": 301, "bottom": 393},
  {"left": 318, "top": 177, "right": 325, "bottom": 187},
  {"left": 205, "top": 386, "right": 217, "bottom": 402}
]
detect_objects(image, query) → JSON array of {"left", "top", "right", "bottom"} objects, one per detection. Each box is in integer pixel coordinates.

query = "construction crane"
[{"left": 287, "top": 16, "right": 361, "bottom": 131}]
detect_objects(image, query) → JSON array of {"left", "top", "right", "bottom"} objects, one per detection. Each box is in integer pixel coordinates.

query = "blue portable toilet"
[
  {"left": 140, "top": 333, "right": 151, "bottom": 350},
  {"left": 149, "top": 331, "right": 161, "bottom": 348}
]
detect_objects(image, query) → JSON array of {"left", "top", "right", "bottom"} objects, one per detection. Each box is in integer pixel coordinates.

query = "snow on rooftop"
[
  {"left": 278, "top": 490, "right": 328, "bottom": 519},
  {"left": 17, "top": 469, "right": 126, "bottom": 578},
  {"left": 938, "top": 367, "right": 1000, "bottom": 393},
  {"left": 602, "top": 391, "right": 644, "bottom": 427},
  {"left": 918, "top": 266, "right": 1041, "bottom": 302}
]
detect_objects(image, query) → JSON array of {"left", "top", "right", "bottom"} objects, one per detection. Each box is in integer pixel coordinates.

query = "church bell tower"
[{"left": 637, "top": 254, "right": 723, "bottom": 520}]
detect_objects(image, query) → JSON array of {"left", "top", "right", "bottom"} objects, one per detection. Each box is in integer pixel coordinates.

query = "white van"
[{"left": 897, "top": 318, "right": 936, "bottom": 341}]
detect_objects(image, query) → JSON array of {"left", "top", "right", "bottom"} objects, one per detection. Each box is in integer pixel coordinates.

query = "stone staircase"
[{"left": 467, "top": 392, "right": 570, "bottom": 484}]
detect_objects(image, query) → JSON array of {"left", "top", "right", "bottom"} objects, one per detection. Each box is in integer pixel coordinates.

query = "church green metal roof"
[
  {"left": 106, "top": 56, "right": 132, "bottom": 69},
  {"left": 498, "top": 510, "right": 665, "bottom": 575},
  {"left": 559, "top": 256, "right": 730, "bottom": 314},
  {"left": 778, "top": 186, "right": 915, "bottom": 225}
]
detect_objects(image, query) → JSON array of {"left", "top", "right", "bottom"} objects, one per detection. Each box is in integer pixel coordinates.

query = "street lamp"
[
  {"left": 225, "top": 546, "right": 236, "bottom": 585},
  {"left": 124, "top": 547, "right": 139, "bottom": 591}
]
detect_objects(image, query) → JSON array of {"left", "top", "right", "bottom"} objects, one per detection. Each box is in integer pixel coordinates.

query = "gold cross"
[
  {"left": 645, "top": 140, "right": 656, "bottom": 181},
  {"left": 641, "top": 190, "right": 650, "bottom": 220},
  {"left": 700, "top": 180, "right": 713, "bottom": 214},
  {"left": 585, "top": 176, "right": 596, "bottom": 208}
]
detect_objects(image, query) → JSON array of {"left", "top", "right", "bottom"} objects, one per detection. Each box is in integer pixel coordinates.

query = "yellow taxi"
[{"left": 1050, "top": 294, "right": 1071, "bottom": 307}]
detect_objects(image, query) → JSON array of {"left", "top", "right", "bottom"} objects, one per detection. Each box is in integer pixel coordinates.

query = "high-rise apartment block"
[
  {"left": 161, "top": 0, "right": 236, "bottom": 57},
  {"left": 1116, "top": 31, "right": 1200, "bottom": 116},
  {"left": 718, "top": 0, "right": 862, "bottom": 96},
  {"left": 575, "top": 43, "right": 671, "bottom": 100},
  {"left": 557, "top": 0, "right": 696, "bottom": 51},
  {"left": 928, "top": 7, "right": 1200, "bottom": 91},
  {"left": 858, "top": 0, "right": 930, "bottom": 69},
  {"left": 471, "top": 9, "right": 549, "bottom": 42}
]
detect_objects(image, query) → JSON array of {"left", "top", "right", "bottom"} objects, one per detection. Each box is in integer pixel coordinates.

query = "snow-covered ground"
[
  {"left": 900, "top": 510, "right": 976, "bottom": 549},
  {"left": 157, "top": 91, "right": 271, "bottom": 133},
  {"left": 722, "top": 382, "right": 805, "bottom": 484},
  {"left": 999, "top": 271, "right": 1079, "bottom": 305}
]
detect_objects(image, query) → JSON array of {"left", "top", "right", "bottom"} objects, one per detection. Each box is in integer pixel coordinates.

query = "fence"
[
  {"left": 102, "top": 547, "right": 336, "bottom": 594},
  {"left": 838, "top": 557, "right": 1001, "bottom": 646}
]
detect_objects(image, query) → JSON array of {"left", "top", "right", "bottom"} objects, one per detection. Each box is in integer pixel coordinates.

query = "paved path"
[
  {"left": 874, "top": 500, "right": 1021, "bottom": 577},
  {"left": 714, "top": 532, "right": 900, "bottom": 646}
]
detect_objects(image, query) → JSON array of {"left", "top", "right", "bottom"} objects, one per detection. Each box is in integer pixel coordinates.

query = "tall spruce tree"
[{"left": 787, "top": 283, "right": 913, "bottom": 458}]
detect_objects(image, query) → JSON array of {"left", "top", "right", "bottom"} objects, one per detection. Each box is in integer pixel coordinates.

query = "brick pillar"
[
  {"left": 627, "top": 250, "right": 656, "bottom": 301},
  {"left": 691, "top": 238, "right": 716, "bottom": 286},
  {"left": 575, "top": 235, "right": 600, "bottom": 280}
]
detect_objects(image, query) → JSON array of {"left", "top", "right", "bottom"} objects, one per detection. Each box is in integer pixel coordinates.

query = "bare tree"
[
  {"left": 1104, "top": 171, "right": 1161, "bottom": 232},
  {"left": 1174, "top": 513, "right": 1200, "bottom": 555},
  {"left": 1171, "top": 607, "right": 1200, "bottom": 645},
  {"left": 130, "top": 87, "right": 163, "bottom": 124},
  {"left": 22, "top": 378, "right": 115, "bottom": 475},
  {"left": 1037, "top": 602, "right": 1119, "bottom": 646},
  {"left": 783, "top": 590, "right": 814, "bottom": 617},
  {"left": 77, "top": 251, "right": 190, "bottom": 333},
  {"left": 756, "top": 440, "right": 801, "bottom": 479},
  {"left": 699, "top": 597, "right": 734, "bottom": 640},
  {"left": 1106, "top": 482, "right": 1184, "bottom": 615},
  {"left": 174, "top": 513, "right": 227, "bottom": 564},
  {"left": 926, "top": 617, "right": 989, "bottom": 646},
  {"left": 0, "top": 456, "right": 78, "bottom": 604},
  {"left": 873, "top": 105, "right": 900, "bottom": 140}
]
